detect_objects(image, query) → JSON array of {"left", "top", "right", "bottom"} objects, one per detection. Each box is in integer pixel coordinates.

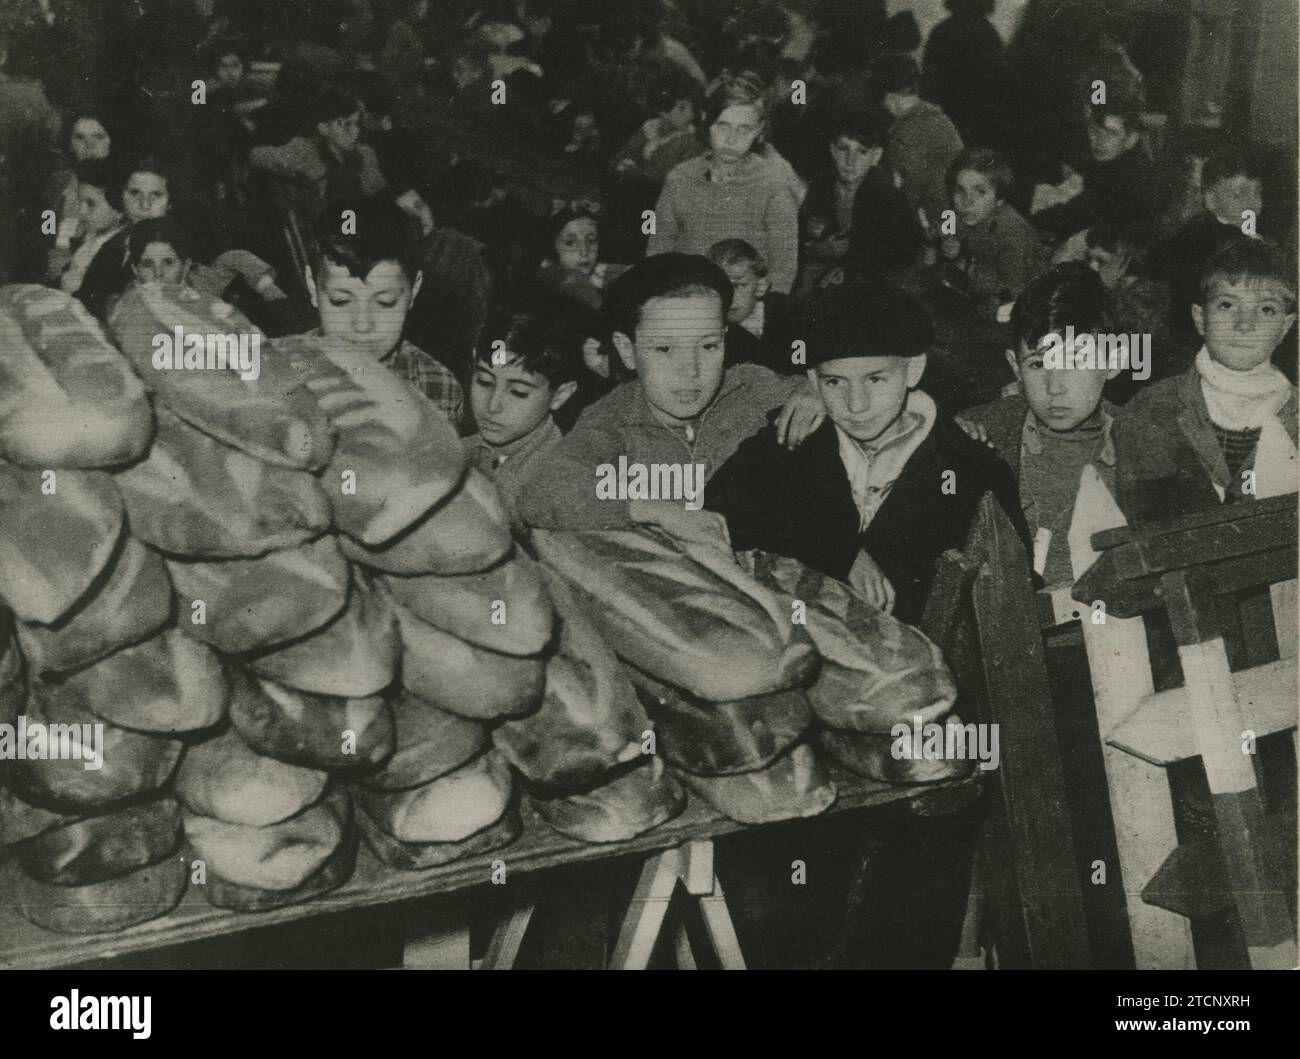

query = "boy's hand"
[
  {"left": 630, "top": 500, "right": 733, "bottom": 552},
  {"left": 954, "top": 415, "right": 993, "bottom": 446},
  {"left": 775, "top": 382, "right": 825, "bottom": 448},
  {"left": 848, "top": 551, "right": 895, "bottom": 613}
]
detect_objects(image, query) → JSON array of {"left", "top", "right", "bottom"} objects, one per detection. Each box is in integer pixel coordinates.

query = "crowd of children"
[{"left": 0, "top": 0, "right": 1295, "bottom": 970}]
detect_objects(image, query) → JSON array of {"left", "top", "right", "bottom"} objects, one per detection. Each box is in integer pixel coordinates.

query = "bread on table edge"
[
  {"left": 9, "top": 682, "right": 184, "bottom": 812},
  {"left": 233, "top": 675, "right": 394, "bottom": 770},
  {"left": 337, "top": 465, "right": 511, "bottom": 574},
  {"left": 166, "top": 536, "right": 350, "bottom": 657},
  {"left": 814, "top": 727, "right": 975, "bottom": 785},
  {"left": 356, "top": 796, "right": 521, "bottom": 871},
  {"left": 61, "top": 629, "right": 228, "bottom": 735},
  {"left": 396, "top": 606, "right": 544, "bottom": 720},
  {"left": 183, "top": 789, "right": 350, "bottom": 894},
  {"left": 381, "top": 551, "right": 555, "bottom": 657},
  {"left": 0, "top": 464, "right": 123, "bottom": 625},
  {"left": 16, "top": 795, "right": 182, "bottom": 886},
  {"left": 629, "top": 667, "right": 812, "bottom": 776},
  {"left": 528, "top": 755, "right": 685, "bottom": 844},
  {"left": 0, "top": 784, "right": 75, "bottom": 847},
  {"left": 359, "top": 689, "right": 488, "bottom": 792},
  {"left": 676, "top": 742, "right": 837, "bottom": 826},
  {"left": 175, "top": 720, "right": 328, "bottom": 826},
  {"left": 244, "top": 570, "right": 398, "bottom": 698},
  {"left": 16, "top": 535, "right": 172, "bottom": 677},
  {"left": 354, "top": 749, "right": 513, "bottom": 845},
  {"left": 0, "top": 285, "right": 153, "bottom": 470},
  {"left": 9, "top": 855, "right": 188, "bottom": 934}
]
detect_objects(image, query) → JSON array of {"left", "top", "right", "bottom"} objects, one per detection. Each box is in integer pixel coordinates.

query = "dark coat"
[
  {"left": 723, "top": 293, "right": 798, "bottom": 376},
  {"left": 705, "top": 408, "right": 1025, "bottom": 625}
]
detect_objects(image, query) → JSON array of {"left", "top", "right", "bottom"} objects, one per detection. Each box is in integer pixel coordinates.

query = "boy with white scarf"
[{"left": 1114, "top": 237, "right": 1296, "bottom": 523}]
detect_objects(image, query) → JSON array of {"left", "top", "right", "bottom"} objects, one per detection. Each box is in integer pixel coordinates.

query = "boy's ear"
[
  {"left": 304, "top": 265, "right": 318, "bottom": 308},
  {"left": 1191, "top": 302, "right": 1205, "bottom": 337},
  {"left": 612, "top": 330, "right": 637, "bottom": 372},
  {"left": 549, "top": 380, "right": 578, "bottom": 411},
  {"left": 755, "top": 275, "right": 770, "bottom": 299},
  {"left": 1004, "top": 348, "right": 1022, "bottom": 379},
  {"left": 906, "top": 354, "right": 927, "bottom": 388}
]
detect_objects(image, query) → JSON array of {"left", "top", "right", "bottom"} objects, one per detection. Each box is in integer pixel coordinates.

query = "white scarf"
[{"left": 1195, "top": 347, "right": 1296, "bottom": 499}]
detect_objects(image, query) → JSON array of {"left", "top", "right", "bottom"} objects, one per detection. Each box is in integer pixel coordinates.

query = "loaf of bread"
[
  {"left": 10, "top": 679, "right": 184, "bottom": 811},
  {"left": 629, "top": 668, "right": 812, "bottom": 776},
  {"left": 355, "top": 749, "right": 513, "bottom": 845},
  {"left": 527, "top": 756, "right": 684, "bottom": 843},
  {"left": 531, "top": 528, "right": 818, "bottom": 701},
  {"left": 114, "top": 407, "right": 331, "bottom": 558},
  {"left": 175, "top": 722, "right": 328, "bottom": 826},
  {"left": 382, "top": 552, "right": 554, "bottom": 657},
  {"left": 360, "top": 689, "right": 489, "bottom": 792},
  {"left": 203, "top": 817, "right": 357, "bottom": 912},
  {"left": 9, "top": 854, "right": 188, "bottom": 934},
  {"left": 397, "top": 605, "right": 545, "bottom": 719},
  {"left": 0, "top": 285, "right": 153, "bottom": 469},
  {"left": 338, "top": 466, "right": 511, "bottom": 574},
  {"left": 357, "top": 798, "right": 520, "bottom": 871},
  {"left": 676, "top": 742, "right": 837, "bottom": 825},
  {"left": 0, "top": 785, "right": 71, "bottom": 847},
  {"left": 108, "top": 284, "right": 334, "bottom": 470},
  {"left": 245, "top": 570, "right": 398, "bottom": 697},
  {"left": 184, "top": 789, "right": 349, "bottom": 892},
  {"left": 17, "top": 536, "right": 172, "bottom": 676},
  {"left": 167, "top": 536, "right": 350, "bottom": 656},
  {"left": 16, "top": 796, "right": 182, "bottom": 886},
  {"left": 741, "top": 551, "right": 958, "bottom": 732},
  {"left": 266, "top": 333, "right": 465, "bottom": 545},
  {"left": 0, "top": 463, "right": 123, "bottom": 624},
  {"left": 814, "top": 728, "right": 974, "bottom": 784},
  {"left": 59, "top": 629, "right": 227, "bottom": 734},
  {"left": 494, "top": 567, "right": 650, "bottom": 789},
  {"left": 233, "top": 674, "right": 394, "bottom": 770}
]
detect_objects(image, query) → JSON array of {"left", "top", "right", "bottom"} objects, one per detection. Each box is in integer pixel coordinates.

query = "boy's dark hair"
[
  {"left": 114, "top": 156, "right": 170, "bottom": 204},
  {"left": 604, "top": 253, "right": 733, "bottom": 338},
  {"left": 946, "top": 0, "right": 996, "bottom": 15},
  {"left": 947, "top": 146, "right": 1013, "bottom": 200},
  {"left": 700, "top": 71, "right": 768, "bottom": 143},
  {"left": 1011, "top": 263, "right": 1112, "bottom": 354},
  {"left": 74, "top": 159, "right": 120, "bottom": 209},
  {"left": 311, "top": 83, "right": 360, "bottom": 128},
  {"left": 473, "top": 306, "right": 581, "bottom": 388},
  {"left": 645, "top": 63, "right": 702, "bottom": 117},
  {"left": 127, "top": 217, "right": 194, "bottom": 268},
  {"left": 313, "top": 196, "right": 422, "bottom": 282},
  {"left": 199, "top": 34, "right": 248, "bottom": 75},
  {"left": 1198, "top": 236, "right": 1297, "bottom": 309},
  {"left": 828, "top": 104, "right": 888, "bottom": 150},
  {"left": 545, "top": 205, "right": 600, "bottom": 258},
  {"left": 1202, "top": 145, "right": 1264, "bottom": 190},
  {"left": 1085, "top": 218, "right": 1149, "bottom": 257},
  {"left": 706, "top": 238, "right": 768, "bottom": 278},
  {"left": 873, "top": 53, "right": 921, "bottom": 96}
]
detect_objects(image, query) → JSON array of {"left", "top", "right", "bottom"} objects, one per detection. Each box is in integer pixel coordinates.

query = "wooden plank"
[
  {"left": 402, "top": 919, "right": 470, "bottom": 970},
  {"left": 1075, "top": 549, "right": 1297, "bottom": 619},
  {"left": 673, "top": 923, "right": 697, "bottom": 970},
  {"left": 481, "top": 904, "right": 536, "bottom": 971},
  {"left": 699, "top": 874, "right": 746, "bottom": 971},
  {"left": 609, "top": 849, "right": 680, "bottom": 970},
  {"left": 1089, "top": 492, "right": 1297, "bottom": 552},
  {"left": 967, "top": 496, "right": 1092, "bottom": 969}
]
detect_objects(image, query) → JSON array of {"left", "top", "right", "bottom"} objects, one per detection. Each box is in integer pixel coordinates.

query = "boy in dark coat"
[{"left": 706, "top": 277, "right": 1023, "bottom": 626}]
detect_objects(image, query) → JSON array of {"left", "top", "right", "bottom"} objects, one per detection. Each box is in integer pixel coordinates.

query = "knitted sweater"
[{"left": 648, "top": 152, "right": 801, "bottom": 294}]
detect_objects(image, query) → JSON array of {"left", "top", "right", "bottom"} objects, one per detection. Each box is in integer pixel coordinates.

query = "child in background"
[
  {"left": 126, "top": 217, "right": 287, "bottom": 303},
  {"left": 942, "top": 147, "right": 1046, "bottom": 320},
  {"left": 611, "top": 65, "right": 702, "bottom": 186},
  {"left": 961, "top": 264, "right": 1120, "bottom": 587},
  {"left": 705, "top": 238, "right": 795, "bottom": 375},
  {"left": 517, "top": 253, "right": 823, "bottom": 533},
  {"left": 48, "top": 159, "right": 124, "bottom": 296},
  {"left": 77, "top": 156, "right": 173, "bottom": 317},
  {"left": 544, "top": 299, "right": 620, "bottom": 432},
  {"left": 535, "top": 205, "right": 605, "bottom": 310},
  {"left": 463, "top": 306, "right": 579, "bottom": 519},
  {"left": 47, "top": 112, "right": 113, "bottom": 270},
  {"left": 648, "top": 73, "right": 801, "bottom": 295}
]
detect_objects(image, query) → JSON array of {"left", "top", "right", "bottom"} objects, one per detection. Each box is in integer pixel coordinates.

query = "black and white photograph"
[{"left": 0, "top": 0, "right": 1296, "bottom": 1001}]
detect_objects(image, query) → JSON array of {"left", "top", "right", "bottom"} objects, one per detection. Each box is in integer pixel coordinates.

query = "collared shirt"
[
  {"left": 382, "top": 339, "right": 465, "bottom": 431},
  {"left": 834, "top": 390, "right": 937, "bottom": 530},
  {"left": 464, "top": 416, "right": 563, "bottom": 522}
]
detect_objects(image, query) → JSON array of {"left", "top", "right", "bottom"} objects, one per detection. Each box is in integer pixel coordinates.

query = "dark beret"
[{"left": 802, "top": 278, "right": 933, "bottom": 365}]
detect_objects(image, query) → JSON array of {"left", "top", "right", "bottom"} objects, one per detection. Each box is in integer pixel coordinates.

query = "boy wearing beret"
[{"left": 706, "top": 277, "right": 1023, "bottom": 625}]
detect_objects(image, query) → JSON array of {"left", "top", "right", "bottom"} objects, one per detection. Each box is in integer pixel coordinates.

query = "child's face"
[
  {"left": 471, "top": 356, "right": 561, "bottom": 446},
  {"left": 1013, "top": 336, "right": 1112, "bottom": 432},
  {"left": 830, "top": 135, "right": 879, "bottom": 186},
  {"left": 313, "top": 260, "right": 422, "bottom": 361},
  {"left": 123, "top": 171, "right": 169, "bottom": 224},
  {"left": 1085, "top": 244, "right": 1131, "bottom": 291},
  {"left": 134, "top": 240, "right": 187, "bottom": 287},
  {"left": 319, "top": 111, "right": 361, "bottom": 154},
  {"left": 553, "top": 217, "right": 598, "bottom": 276},
  {"left": 614, "top": 293, "right": 726, "bottom": 424},
  {"left": 78, "top": 184, "right": 120, "bottom": 235},
  {"left": 953, "top": 169, "right": 999, "bottom": 227},
  {"left": 217, "top": 53, "right": 244, "bottom": 89},
  {"left": 1087, "top": 115, "right": 1138, "bottom": 163},
  {"left": 70, "top": 118, "right": 110, "bottom": 162},
  {"left": 1193, "top": 277, "right": 1296, "bottom": 371},
  {"left": 1205, "top": 175, "right": 1263, "bottom": 226},
  {"left": 811, "top": 355, "right": 923, "bottom": 443},
  {"left": 661, "top": 97, "right": 694, "bottom": 133},
  {"left": 722, "top": 261, "right": 767, "bottom": 323},
  {"left": 708, "top": 103, "right": 762, "bottom": 164}
]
